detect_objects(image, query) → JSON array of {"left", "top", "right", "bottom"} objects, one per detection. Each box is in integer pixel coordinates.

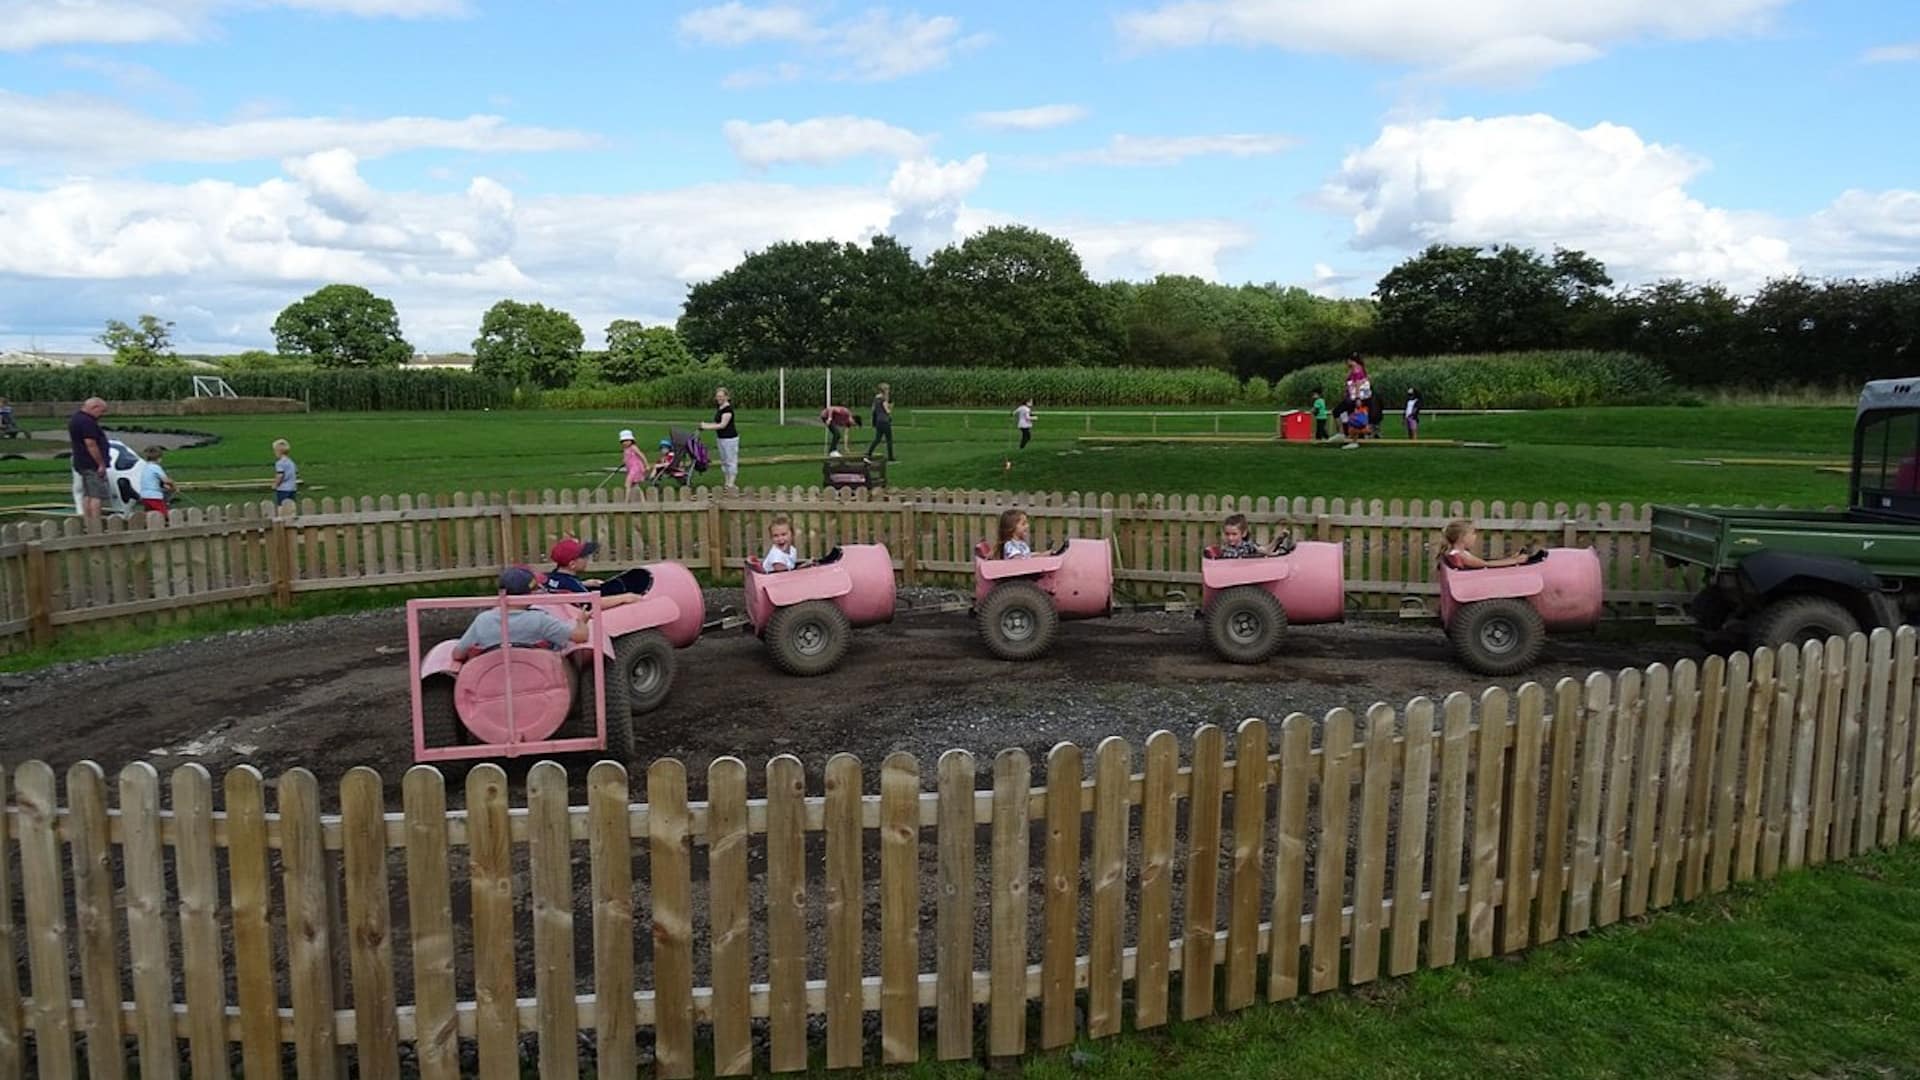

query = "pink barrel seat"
[
  {"left": 1438, "top": 547, "right": 1604, "bottom": 631},
  {"left": 1199, "top": 541, "right": 1345, "bottom": 625},
  {"left": 743, "top": 544, "right": 898, "bottom": 634},
  {"left": 972, "top": 537, "right": 1113, "bottom": 620},
  {"left": 451, "top": 646, "right": 576, "bottom": 744}
]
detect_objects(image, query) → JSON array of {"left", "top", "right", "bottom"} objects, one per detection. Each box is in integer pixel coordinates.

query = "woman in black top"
[
  {"left": 865, "top": 382, "right": 895, "bottom": 462},
  {"left": 700, "top": 386, "right": 739, "bottom": 487}
]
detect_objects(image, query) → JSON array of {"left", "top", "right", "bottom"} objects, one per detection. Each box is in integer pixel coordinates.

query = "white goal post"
[{"left": 191, "top": 375, "right": 238, "bottom": 399}]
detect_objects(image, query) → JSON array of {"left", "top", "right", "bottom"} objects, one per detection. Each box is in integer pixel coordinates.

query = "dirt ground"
[{"left": 0, "top": 588, "right": 1703, "bottom": 798}]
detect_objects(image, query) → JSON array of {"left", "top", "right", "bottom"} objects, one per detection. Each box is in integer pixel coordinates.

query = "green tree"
[
  {"left": 472, "top": 300, "right": 584, "bottom": 388},
  {"left": 1122, "top": 275, "right": 1231, "bottom": 369},
  {"left": 98, "top": 314, "right": 176, "bottom": 367},
  {"left": 217, "top": 349, "right": 299, "bottom": 371},
  {"left": 272, "top": 284, "right": 412, "bottom": 368},
  {"left": 919, "top": 225, "right": 1123, "bottom": 367},
  {"left": 603, "top": 321, "right": 696, "bottom": 383},
  {"left": 1375, "top": 244, "right": 1610, "bottom": 354},
  {"left": 678, "top": 236, "right": 925, "bottom": 369}
]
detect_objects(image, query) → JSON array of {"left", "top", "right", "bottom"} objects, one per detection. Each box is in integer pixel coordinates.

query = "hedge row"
[
  {"left": 544, "top": 366, "right": 1257, "bottom": 409},
  {"left": 0, "top": 367, "right": 511, "bottom": 411},
  {"left": 1271, "top": 351, "right": 1677, "bottom": 410}
]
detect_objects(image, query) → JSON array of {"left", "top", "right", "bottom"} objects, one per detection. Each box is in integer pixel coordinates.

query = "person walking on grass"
[
  {"left": 137, "top": 445, "right": 176, "bottom": 520},
  {"left": 270, "top": 438, "right": 298, "bottom": 509},
  {"left": 1404, "top": 387, "right": 1423, "bottom": 440},
  {"left": 1311, "top": 391, "right": 1331, "bottom": 441},
  {"left": 68, "top": 396, "right": 111, "bottom": 522},
  {"left": 619, "top": 429, "right": 647, "bottom": 500},
  {"left": 700, "top": 386, "right": 739, "bottom": 488},
  {"left": 1015, "top": 397, "right": 1036, "bottom": 450},
  {"left": 865, "top": 383, "right": 896, "bottom": 463}
]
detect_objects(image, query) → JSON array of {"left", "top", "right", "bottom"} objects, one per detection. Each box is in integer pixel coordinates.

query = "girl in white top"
[
  {"left": 998, "top": 508, "right": 1032, "bottom": 558},
  {"left": 1439, "top": 519, "right": 1533, "bottom": 570},
  {"left": 761, "top": 515, "right": 799, "bottom": 572}
]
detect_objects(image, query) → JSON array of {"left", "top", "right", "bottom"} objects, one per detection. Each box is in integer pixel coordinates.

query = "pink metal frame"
[{"left": 406, "top": 592, "right": 608, "bottom": 763}]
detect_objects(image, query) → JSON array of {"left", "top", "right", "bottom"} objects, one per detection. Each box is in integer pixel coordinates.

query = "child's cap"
[
  {"left": 499, "top": 565, "right": 546, "bottom": 594},
  {"left": 659, "top": 438, "right": 673, "bottom": 449},
  {"left": 618, "top": 429, "right": 635, "bottom": 442},
  {"left": 549, "top": 537, "right": 600, "bottom": 565}
]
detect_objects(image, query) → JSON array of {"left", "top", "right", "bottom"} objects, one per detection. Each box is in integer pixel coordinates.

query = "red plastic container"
[{"left": 1282, "top": 411, "right": 1315, "bottom": 441}]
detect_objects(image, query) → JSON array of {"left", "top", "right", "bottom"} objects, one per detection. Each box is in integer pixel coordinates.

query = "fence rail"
[
  {"left": 0, "top": 486, "right": 1695, "bottom": 653},
  {"left": 4, "top": 629, "right": 1917, "bottom": 1076}
]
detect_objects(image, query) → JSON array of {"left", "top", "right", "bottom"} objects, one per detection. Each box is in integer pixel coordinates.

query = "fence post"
[
  {"left": 497, "top": 501, "right": 516, "bottom": 564},
  {"left": 902, "top": 502, "right": 919, "bottom": 585},
  {"left": 1563, "top": 518, "right": 1578, "bottom": 548},
  {"left": 706, "top": 495, "right": 725, "bottom": 580},
  {"left": 269, "top": 521, "right": 294, "bottom": 610},
  {"left": 24, "top": 541, "right": 54, "bottom": 646}
]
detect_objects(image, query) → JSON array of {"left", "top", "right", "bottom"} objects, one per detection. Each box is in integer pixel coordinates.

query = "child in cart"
[
  {"left": 998, "top": 508, "right": 1032, "bottom": 558},
  {"left": 1215, "top": 513, "right": 1294, "bottom": 558},
  {"left": 544, "top": 537, "right": 644, "bottom": 606},
  {"left": 761, "top": 514, "right": 803, "bottom": 572}
]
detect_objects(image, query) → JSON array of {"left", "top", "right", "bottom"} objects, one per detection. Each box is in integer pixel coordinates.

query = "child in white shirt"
[
  {"left": 762, "top": 514, "right": 800, "bottom": 572},
  {"left": 998, "top": 508, "right": 1032, "bottom": 558}
]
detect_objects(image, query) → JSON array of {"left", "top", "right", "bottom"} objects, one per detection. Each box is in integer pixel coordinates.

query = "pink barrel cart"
[
  {"left": 971, "top": 537, "right": 1114, "bottom": 660},
  {"left": 1437, "top": 548, "right": 1604, "bottom": 675},
  {"left": 408, "top": 561, "right": 704, "bottom": 761},
  {"left": 1199, "top": 541, "right": 1346, "bottom": 663},
  {"left": 742, "top": 544, "right": 898, "bottom": 675}
]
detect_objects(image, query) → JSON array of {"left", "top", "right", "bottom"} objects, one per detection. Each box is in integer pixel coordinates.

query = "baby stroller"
[{"left": 647, "top": 427, "right": 710, "bottom": 488}]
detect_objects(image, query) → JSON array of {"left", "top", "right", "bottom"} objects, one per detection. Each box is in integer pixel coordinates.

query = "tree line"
[{"left": 93, "top": 231, "right": 1917, "bottom": 390}]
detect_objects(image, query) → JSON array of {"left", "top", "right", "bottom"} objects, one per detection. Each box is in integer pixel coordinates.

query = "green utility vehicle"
[{"left": 1652, "top": 377, "right": 1920, "bottom": 649}]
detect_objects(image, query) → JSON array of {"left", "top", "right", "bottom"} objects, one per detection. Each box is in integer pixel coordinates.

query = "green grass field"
[
  {"left": 844, "top": 845, "right": 1920, "bottom": 1080},
  {"left": 0, "top": 404, "right": 1854, "bottom": 516}
]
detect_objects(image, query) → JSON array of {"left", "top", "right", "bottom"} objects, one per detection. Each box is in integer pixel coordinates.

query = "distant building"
[
  {"left": 0, "top": 349, "right": 112, "bottom": 367},
  {"left": 409, "top": 353, "right": 475, "bottom": 369}
]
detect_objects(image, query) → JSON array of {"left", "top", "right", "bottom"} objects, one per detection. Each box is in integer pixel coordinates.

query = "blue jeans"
[{"left": 274, "top": 490, "right": 297, "bottom": 506}]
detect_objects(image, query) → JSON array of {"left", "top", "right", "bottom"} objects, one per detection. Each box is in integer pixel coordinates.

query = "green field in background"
[{"left": 0, "top": 404, "right": 1855, "bottom": 517}]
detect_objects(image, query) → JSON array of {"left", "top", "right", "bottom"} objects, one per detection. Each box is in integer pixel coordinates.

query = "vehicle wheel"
[
  {"left": 1205, "top": 586, "right": 1287, "bottom": 664},
  {"left": 604, "top": 631, "right": 675, "bottom": 754},
  {"left": 420, "top": 677, "right": 465, "bottom": 749},
  {"left": 559, "top": 665, "right": 599, "bottom": 741},
  {"left": 1749, "top": 596, "right": 1860, "bottom": 651},
  {"left": 978, "top": 581, "right": 1059, "bottom": 661},
  {"left": 1449, "top": 598, "right": 1546, "bottom": 676},
  {"left": 766, "top": 600, "right": 852, "bottom": 677}
]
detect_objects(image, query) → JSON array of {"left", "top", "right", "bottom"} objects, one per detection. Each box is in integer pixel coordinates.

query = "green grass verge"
[
  {"left": 842, "top": 846, "right": 1920, "bottom": 1079},
  {"left": 1, "top": 405, "right": 1855, "bottom": 516}
]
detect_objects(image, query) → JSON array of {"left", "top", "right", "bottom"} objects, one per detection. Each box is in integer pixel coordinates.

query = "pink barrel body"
[
  {"left": 452, "top": 647, "right": 576, "bottom": 744},
  {"left": 744, "top": 544, "right": 898, "bottom": 634},
  {"left": 1199, "top": 540, "right": 1345, "bottom": 625},
  {"left": 1438, "top": 547, "right": 1604, "bottom": 632},
  {"left": 973, "top": 537, "right": 1113, "bottom": 621},
  {"left": 602, "top": 560, "right": 705, "bottom": 648}
]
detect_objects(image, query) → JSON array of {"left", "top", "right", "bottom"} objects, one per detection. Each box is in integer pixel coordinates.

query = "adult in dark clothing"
[
  {"left": 865, "top": 382, "right": 895, "bottom": 461},
  {"left": 699, "top": 386, "right": 739, "bottom": 487},
  {"left": 68, "top": 397, "right": 111, "bottom": 521}
]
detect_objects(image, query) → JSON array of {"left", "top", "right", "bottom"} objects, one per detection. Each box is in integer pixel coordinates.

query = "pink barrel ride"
[
  {"left": 743, "top": 544, "right": 897, "bottom": 675},
  {"left": 410, "top": 561, "right": 704, "bottom": 761},
  {"left": 971, "top": 537, "right": 1113, "bottom": 660},
  {"left": 1199, "top": 540, "right": 1345, "bottom": 663},
  {"left": 1438, "top": 548, "right": 1603, "bottom": 674}
]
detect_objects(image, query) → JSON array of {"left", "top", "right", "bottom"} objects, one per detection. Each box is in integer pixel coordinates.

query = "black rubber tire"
[
  {"left": 603, "top": 631, "right": 674, "bottom": 755},
  {"left": 420, "top": 677, "right": 464, "bottom": 749},
  {"left": 1449, "top": 597, "right": 1547, "bottom": 676},
  {"left": 1205, "top": 586, "right": 1287, "bottom": 664},
  {"left": 766, "top": 600, "right": 852, "bottom": 676},
  {"left": 1749, "top": 595, "right": 1860, "bottom": 651},
  {"left": 559, "top": 665, "right": 598, "bottom": 741},
  {"left": 978, "top": 581, "right": 1059, "bottom": 661}
]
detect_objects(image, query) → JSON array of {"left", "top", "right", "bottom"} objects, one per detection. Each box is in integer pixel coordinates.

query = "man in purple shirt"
[{"left": 68, "top": 397, "right": 111, "bottom": 522}]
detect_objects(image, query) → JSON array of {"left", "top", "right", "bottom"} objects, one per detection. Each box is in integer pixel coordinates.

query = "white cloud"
[
  {"left": 1804, "top": 189, "right": 1920, "bottom": 279},
  {"left": 953, "top": 208, "right": 1254, "bottom": 280},
  {"left": 1320, "top": 114, "right": 1798, "bottom": 288},
  {"left": 1862, "top": 42, "right": 1920, "bottom": 64},
  {"left": 682, "top": 2, "right": 984, "bottom": 83},
  {"left": 678, "top": 2, "right": 817, "bottom": 45},
  {"left": 887, "top": 154, "right": 988, "bottom": 253},
  {"left": 723, "top": 116, "right": 931, "bottom": 167},
  {"left": 0, "top": 0, "right": 463, "bottom": 51},
  {"left": 1115, "top": 0, "right": 1789, "bottom": 83},
  {"left": 1056, "top": 133, "right": 1298, "bottom": 166},
  {"left": 970, "top": 104, "right": 1089, "bottom": 130},
  {"left": 0, "top": 92, "right": 598, "bottom": 168},
  {"left": 59, "top": 54, "right": 193, "bottom": 101}
]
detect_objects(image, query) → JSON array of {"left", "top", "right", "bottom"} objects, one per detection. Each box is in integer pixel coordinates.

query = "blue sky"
[{"left": 0, "top": 0, "right": 1915, "bottom": 352}]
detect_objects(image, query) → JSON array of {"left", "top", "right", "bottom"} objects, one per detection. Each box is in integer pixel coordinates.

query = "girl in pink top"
[{"left": 620, "top": 429, "right": 648, "bottom": 499}]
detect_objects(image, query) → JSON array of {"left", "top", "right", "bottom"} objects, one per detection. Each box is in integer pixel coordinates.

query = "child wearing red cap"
[{"left": 546, "top": 537, "right": 641, "bottom": 607}]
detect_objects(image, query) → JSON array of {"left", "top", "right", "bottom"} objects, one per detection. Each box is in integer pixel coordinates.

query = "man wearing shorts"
[
  {"left": 701, "top": 386, "right": 739, "bottom": 488},
  {"left": 68, "top": 397, "right": 111, "bottom": 522}
]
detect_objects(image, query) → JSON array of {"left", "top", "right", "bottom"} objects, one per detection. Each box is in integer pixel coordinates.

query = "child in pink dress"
[{"left": 619, "top": 429, "right": 648, "bottom": 499}]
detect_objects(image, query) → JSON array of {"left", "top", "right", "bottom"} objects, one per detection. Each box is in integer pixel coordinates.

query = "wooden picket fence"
[
  {"left": 0, "top": 486, "right": 1694, "bottom": 653},
  {"left": 5, "top": 629, "right": 1919, "bottom": 1077}
]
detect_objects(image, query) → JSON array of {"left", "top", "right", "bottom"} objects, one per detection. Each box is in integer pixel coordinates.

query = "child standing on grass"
[
  {"left": 1311, "top": 392, "right": 1330, "bottom": 440},
  {"left": 998, "top": 508, "right": 1032, "bottom": 558},
  {"left": 1438, "top": 520, "right": 1535, "bottom": 570},
  {"left": 1404, "top": 388, "right": 1422, "bottom": 440},
  {"left": 619, "top": 429, "right": 648, "bottom": 499},
  {"left": 761, "top": 514, "right": 800, "bottom": 572},
  {"left": 137, "top": 446, "right": 176, "bottom": 519},
  {"left": 1015, "top": 399, "right": 1036, "bottom": 450},
  {"left": 270, "top": 439, "right": 298, "bottom": 508}
]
